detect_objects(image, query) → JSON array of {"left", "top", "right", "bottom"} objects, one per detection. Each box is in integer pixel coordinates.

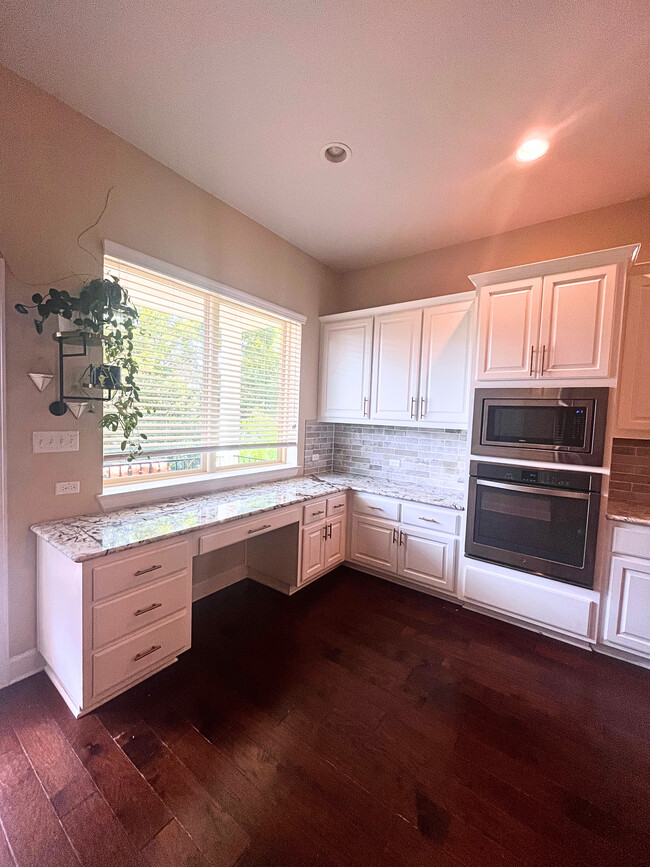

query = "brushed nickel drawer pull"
[
  {"left": 134, "top": 602, "right": 163, "bottom": 617},
  {"left": 410, "top": 397, "right": 416, "bottom": 419},
  {"left": 419, "top": 516, "right": 439, "bottom": 523},
  {"left": 312, "top": 510, "right": 325, "bottom": 516},
  {"left": 134, "top": 564, "right": 162, "bottom": 577},
  {"left": 247, "top": 524, "right": 272, "bottom": 534},
  {"left": 368, "top": 505, "right": 383, "bottom": 511},
  {"left": 363, "top": 397, "right": 369, "bottom": 417},
  {"left": 420, "top": 396, "right": 426, "bottom": 418},
  {"left": 332, "top": 503, "right": 345, "bottom": 509},
  {"left": 134, "top": 644, "right": 161, "bottom": 662}
]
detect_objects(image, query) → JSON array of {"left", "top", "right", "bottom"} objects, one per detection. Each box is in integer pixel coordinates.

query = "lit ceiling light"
[
  {"left": 515, "top": 137, "right": 549, "bottom": 163},
  {"left": 321, "top": 142, "right": 351, "bottom": 163}
]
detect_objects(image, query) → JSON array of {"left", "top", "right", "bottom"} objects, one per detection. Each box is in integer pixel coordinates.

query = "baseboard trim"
[
  {"left": 8, "top": 647, "right": 45, "bottom": 684},
  {"left": 343, "top": 560, "right": 461, "bottom": 606},
  {"left": 593, "top": 643, "right": 650, "bottom": 670}
]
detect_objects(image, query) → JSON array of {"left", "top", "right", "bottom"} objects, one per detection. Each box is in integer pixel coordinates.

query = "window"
[{"left": 102, "top": 254, "right": 302, "bottom": 485}]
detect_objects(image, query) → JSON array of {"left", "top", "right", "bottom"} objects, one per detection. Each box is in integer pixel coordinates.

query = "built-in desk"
[{"left": 32, "top": 474, "right": 464, "bottom": 716}]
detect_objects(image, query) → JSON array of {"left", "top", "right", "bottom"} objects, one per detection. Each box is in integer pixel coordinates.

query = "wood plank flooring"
[{"left": 0, "top": 567, "right": 649, "bottom": 866}]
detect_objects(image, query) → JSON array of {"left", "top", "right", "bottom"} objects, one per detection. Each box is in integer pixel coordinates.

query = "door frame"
[{"left": 0, "top": 260, "right": 9, "bottom": 688}]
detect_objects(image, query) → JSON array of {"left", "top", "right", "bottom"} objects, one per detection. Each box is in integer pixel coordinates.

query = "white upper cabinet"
[
  {"left": 616, "top": 273, "right": 650, "bottom": 436},
  {"left": 319, "top": 293, "right": 475, "bottom": 428},
  {"left": 472, "top": 246, "right": 640, "bottom": 383},
  {"left": 538, "top": 265, "right": 617, "bottom": 379},
  {"left": 370, "top": 309, "right": 422, "bottom": 422},
  {"left": 319, "top": 317, "right": 373, "bottom": 420},
  {"left": 476, "top": 278, "right": 542, "bottom": 381},
  {"left": 420, "top": 299, "right": 473, "bottom": 426}
]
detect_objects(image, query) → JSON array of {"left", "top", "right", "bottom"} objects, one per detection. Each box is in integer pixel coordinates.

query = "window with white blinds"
[{"left": 102, "top": 255, "right": 302, "bottom": 483}]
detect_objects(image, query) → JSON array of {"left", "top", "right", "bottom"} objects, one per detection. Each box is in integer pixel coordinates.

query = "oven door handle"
[{"left": 475, "top": 479, "right": 590, "bottom": 500}]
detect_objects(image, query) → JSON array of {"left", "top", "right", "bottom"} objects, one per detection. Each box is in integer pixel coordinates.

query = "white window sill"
[{"left": 97, "top": 463, "right": 302, "bottom": 511}]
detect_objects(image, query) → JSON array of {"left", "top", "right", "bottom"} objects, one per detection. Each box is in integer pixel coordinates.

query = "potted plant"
[{"left": 16, "top": 277, "right": 148, "bottom": 461}]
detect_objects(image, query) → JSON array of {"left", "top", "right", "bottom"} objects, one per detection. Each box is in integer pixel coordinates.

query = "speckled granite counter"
[
  {"left": 314, "top": 473, "right": 465, "bottom": 511},
  {"left": 31, "top": 474, "right": 465, "bottom": 563},
  {"left": 606, "top": 501, "right": 650, "bottom": 527}
]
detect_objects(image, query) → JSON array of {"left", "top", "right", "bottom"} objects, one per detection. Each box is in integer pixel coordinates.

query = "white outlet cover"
[
  {"left": 33, "top": 431, "right": 80, "bottom": 453},
  {"left": 389, "top": 459, "right": 400, "bottom": 467},
  {"left": 55, "top": 481, "right": 80, "bottom": 495},
  {"left": 311, "top": 453, "right": 320, "bottom": 461}
]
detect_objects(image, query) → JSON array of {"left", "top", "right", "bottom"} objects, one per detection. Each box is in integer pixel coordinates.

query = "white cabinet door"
[
  {"left": 397, "top": 528, "right": 457, "bottom": 593},
  {"left": 419, "top": 300, "right": 473, "bottom": 426},
  {"left": 324, "top": 517, "right": 346, "bottom": 570},
  {"left": 476, "top": 278, "right": 542, "bottom": 381},
  {"left": 370, "top": 309, "right": 422, "bottom": 421},
  {"left": 538, "top": 265, "right": 618, "bottom": 379},
  {"left": 349, "top": 515, "right": 398, "bottom": 573},
  {"left": 604, "top": 555, "right": 650, "bottom": 658},
  {"left": 319, "top": 318, "right": 373, "bottom": 420},
  {"left": 616, "top": 278, "right": 650, "bottom": 435},
  {"left": 301, "top": 523, "right": 325, "bottom": 583}
]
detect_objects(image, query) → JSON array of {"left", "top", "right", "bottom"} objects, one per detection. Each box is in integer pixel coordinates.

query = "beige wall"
[
  {"left": 338, "top": 195, "right": 650, "bottom": 309},
  {"left": 0, "top": 65, "right": 339, "bottom": 657}
]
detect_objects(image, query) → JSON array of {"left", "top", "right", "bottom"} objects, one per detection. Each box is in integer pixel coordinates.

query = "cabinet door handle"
[
  {"left": 540, "top": 344, "right": 547, "bottom": 376},
  {"left": 529, "top": 344, "right": 536, "bottom": 376},
  {"left": 410, "top": 397, "right": 416, "bottom": 419},
  {"left": 134, "top": 644, "right": 161, "bottom": 662},
  {"left": 399, "top": 530, "right": 405, "bottom": 546},
  {"left": 363, "top": 397, "right": 369, "bottom": 417},
  {"left": 392, "top": 528, "right": 397, "bottom": 544},
  {"left": 420, "top": 396, "right": 426, "bottom": 418},
  {"left": 247, "top": 524, "right": 271, "bottom": 534},
  {"left": 419, "top": 516, "right": 439, "bottom": 523},
  {"left": 368, "top": 505, "right": 383, "bottom": 511},
  {"left": 134, "top": 564, "right": 162, "bottom": 577},
  {"left": 323, "top": 525, "right": 328, "bottom": 540},
  {"left": 328, "top": 523, "right": 333, "bottom": 539},
  {"left": 134, "top": 602, "right": 163, "bottom": 617}
]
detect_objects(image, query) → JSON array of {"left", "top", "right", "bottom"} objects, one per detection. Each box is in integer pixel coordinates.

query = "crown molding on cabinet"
[{"left": 320, "top": 290, "right": 476, "bottom": 323}]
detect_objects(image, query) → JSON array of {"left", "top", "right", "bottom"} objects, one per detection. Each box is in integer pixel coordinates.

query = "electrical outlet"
[
  {"left": 389, "top": 459, "right": 400, "bottom": 467},
  {"left": 55, "top": 481, "right": 80, "bottom": 495},
  {"left": 33, "top": 431, "right": 79, "bottom": 453},
  {"left": 311, "top": 453, "right": 320, "bottom": 461}
]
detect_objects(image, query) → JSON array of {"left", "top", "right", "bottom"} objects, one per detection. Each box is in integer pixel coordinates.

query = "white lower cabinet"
[
  {"left": 601, "top": 523, "right": 650, "bottom": 663},
  {"left": 300, "top": 499, "right": 347, "bottom": 585},
  {"left": 348, "top": 495, "right": 459, "bottom": 595}
]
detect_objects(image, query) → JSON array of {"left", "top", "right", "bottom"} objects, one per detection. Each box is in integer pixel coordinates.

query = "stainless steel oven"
[
  {"left": 466, "top": 461, "right": 601, "bottom": 588},
  {"left": 471, "top": 387, "right": 609, "bottom": 465}
]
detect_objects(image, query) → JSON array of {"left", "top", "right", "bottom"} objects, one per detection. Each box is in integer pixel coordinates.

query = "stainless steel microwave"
[{"left": 471, "top": 388, "right": 609, "bottom": 466}]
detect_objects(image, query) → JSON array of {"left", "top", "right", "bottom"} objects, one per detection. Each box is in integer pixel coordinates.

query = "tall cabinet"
[
  {"left": 471, "top": 247, "right": 640, "bottom": 383},
  {"left": 319, "top": 292, "right": 475, "bottom": 428}
]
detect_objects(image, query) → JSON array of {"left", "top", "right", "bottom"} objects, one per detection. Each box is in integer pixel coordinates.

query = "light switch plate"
[
  {"left": 55, "top": 481, "right": 80, "bottom": 495},
  {"left": 33, "top": 431, "right": 79, "bottom": 453}
]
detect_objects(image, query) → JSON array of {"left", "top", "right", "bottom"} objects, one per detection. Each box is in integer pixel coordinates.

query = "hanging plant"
[{"left": 16, "top": 277, "right": 149, "bottom": 461}]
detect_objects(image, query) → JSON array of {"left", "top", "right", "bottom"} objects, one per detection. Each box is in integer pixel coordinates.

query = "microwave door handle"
[{"left": 475, "top": 479, "right": 590, "bottom": 500}]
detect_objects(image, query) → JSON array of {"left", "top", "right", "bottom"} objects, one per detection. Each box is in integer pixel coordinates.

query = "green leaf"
[
  {"left": 14, "top": 304, "right": 29, "bottom": 314},
  {"left": 31, "top": 293, "right": 43, "bottom": 304}
]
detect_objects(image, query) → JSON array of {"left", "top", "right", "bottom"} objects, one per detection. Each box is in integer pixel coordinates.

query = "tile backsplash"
[
  {"left": 304, "top": 421, "right": 467, "bottom": 493},
  {"left": 610, "top": 438, "right": 650, "bottom": 505}
]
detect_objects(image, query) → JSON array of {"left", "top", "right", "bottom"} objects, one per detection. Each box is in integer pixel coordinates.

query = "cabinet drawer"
[
  {"left": 92, "top": 571, "right": 190, "bottom": 649},
  {"left": 352, "top": 492, "right": 400, "bottom": 521},
  {"left": 464, "top": 565, "right": 596, "bottom": 639},
  {"left": 401, "top": 502, "right": 460, "bottom": 535},
  {"left": 303, "top": 499, "right": 328, "bottom": 525},
  {"left": 93, "top": 540, "right": 190, "bottom": 601},
  {"left": 199, "top": 507, "right": 300, "bottom": 554},
  {"left": 611, "top": 525, "right": 650, "bottom": 559},
  {"left": 327, "top": 493, "right": 347, "bottom": 517},
  {"left": 92, "top": 610, "right": 190, "bottom": 698}
]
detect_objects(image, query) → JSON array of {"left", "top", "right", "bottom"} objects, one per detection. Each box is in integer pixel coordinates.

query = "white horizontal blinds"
[{"left": 103, "top": 256, "right": 302, "bottom": 462}]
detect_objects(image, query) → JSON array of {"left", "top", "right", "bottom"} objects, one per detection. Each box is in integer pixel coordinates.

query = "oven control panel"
[{"left": 471, "top": 461, "right": 600, "bottom": 493}]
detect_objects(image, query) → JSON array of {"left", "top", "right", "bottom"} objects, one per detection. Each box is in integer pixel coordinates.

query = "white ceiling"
[{"left": 1, "top": 0, "right": 649, "bottom": 271}]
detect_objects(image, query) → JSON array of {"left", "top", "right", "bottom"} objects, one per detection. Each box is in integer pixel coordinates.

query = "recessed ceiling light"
[
  {"left": 515, "top": 137, "right": 549, "bottom": 163},
  {"left": 321, "top": 142, "right": 351, "bottom": 164}
]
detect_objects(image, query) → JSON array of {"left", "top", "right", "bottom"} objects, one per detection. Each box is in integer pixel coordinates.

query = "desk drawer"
[
  {"left": 303, "top": 499, "right": 328, "bottom": 525},
  {"left": 92, "top": 610, "right": 190, "bottom": 698},
  {"left": 612, "top": 525, "right": 650, "bottom": 559},
  {"left": 92, "top": 571, "right": 189, "bottom": 649},
  {"left": 352, "top": 492, "right": 400, "bottom": 522},
  {"left": 401, "top": 502, "right": 460, "bottom": 536},
  {"left": 199, "top": 507, "right": 300, "bottom": 554},
  {"left": 93, "top": 540, "right": 190, "bottom": 601},
  {"left": 327, "top": 493, "right": 347, "bottom": 517}
]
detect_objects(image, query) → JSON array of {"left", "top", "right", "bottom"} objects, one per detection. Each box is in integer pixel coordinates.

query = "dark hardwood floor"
[{"left": 1, "top": 567, "right": 649, "bottom": 866}]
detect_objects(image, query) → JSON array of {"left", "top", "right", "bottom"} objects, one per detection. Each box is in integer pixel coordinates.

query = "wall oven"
[
  {"left": 466, "top": 461, "right": 601, "bottom": 588},
  {"left": 471, "top": 387, "right": 609, "bottom": 465}
]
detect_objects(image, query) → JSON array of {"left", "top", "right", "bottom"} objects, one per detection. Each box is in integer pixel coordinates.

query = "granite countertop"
[
  {"left": 606, "top": 501, "right": 650, "bottom": 527},
  {"left": 313, "top": 473, "right": 465, "bottom": 511},
  {"left": 31, "top": 474, "right": 465, "bottom": 563}
]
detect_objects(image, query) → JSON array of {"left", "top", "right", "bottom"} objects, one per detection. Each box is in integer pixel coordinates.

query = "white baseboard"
[
  {"left": 192, "top": 565, "right": 247, "bottom": 602},
  {"left": 593, "top": 643, "right": 650, "bottom": 670},
  {"left": 8, "top": 647, "right": 45, "bottom": 684}
]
